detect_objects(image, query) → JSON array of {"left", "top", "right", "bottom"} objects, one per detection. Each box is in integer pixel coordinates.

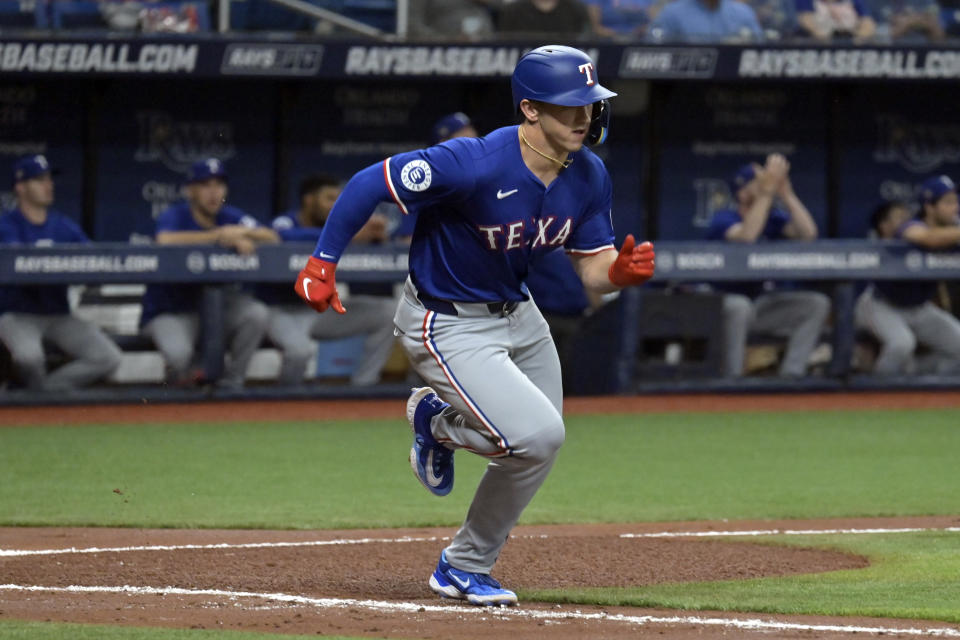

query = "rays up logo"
[
  {"left": 135, "top": 110, "right": 236, "bottom": 173},
  {"left": 873, "top": 114, "right": 960, "bottom": 174}
]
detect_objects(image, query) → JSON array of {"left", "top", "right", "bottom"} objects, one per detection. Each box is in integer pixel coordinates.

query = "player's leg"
[
  {"left": 0, "top": 312, "right": 49, "bottom": 389},
  {"left": 43, "top": 315, "right": 122, "bottom": 390},
  {"left": 854, "top": 288, "right": 915, "bottom": 374},
  {"left": 307, "top": 294, "right": 396, "bottom": 386},
  {"left": 395, "top": 292, "right": 564, "bottom": 573},
  {"left": 142, "top": 313, "right": 200, "bottom": 383},
  {"left": 720, "top": 293, "right": 753, "bottom": 377},
  {"left": 907, "top": 302, "right": 960, "bottom": 374},
  {"left": 221, "top": 292, "right": 270, "bottom": 388},
  {"left": 266, "top": 306, "right": 315, "bottom": 385},
  {"left": 752, "top": 290, "right": 830, "bottom": 376}
]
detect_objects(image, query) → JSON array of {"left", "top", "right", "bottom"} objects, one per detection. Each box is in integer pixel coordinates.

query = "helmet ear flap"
[{"left": 587, "top": 99, "right": 611, "bottom": 146}]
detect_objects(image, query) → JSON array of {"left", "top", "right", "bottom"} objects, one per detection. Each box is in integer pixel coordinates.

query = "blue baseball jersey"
[
  {"left": 140, "top": 202, "right": 261, "bottom": 326},
  {"left": 873, "top": 219, "right": 936, "bottom": 308},
  {"left": 707, "top": 206, "right": 792, "bottom": 298},
  {"left": 321, "top": 125, "right": 615, "bottom": 303},
  {"left": 0, "top": 208, "right": 88, "bottom": 315}
]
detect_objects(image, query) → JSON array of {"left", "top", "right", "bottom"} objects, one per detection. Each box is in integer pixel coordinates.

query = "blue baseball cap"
[
  {"left": 431, "top": 112, "right": 472, "bottom": 145},
  {"left": 920, "top": 175, "right": 955, "bottom": 204},
  {"left": 13, "top": 154, "right": 58, "bottom": 183},
  {"left": 729, "top": 163, "right": 757, "bottom": 193},
  {"left": 187, "top": 158, "right": 228, "bottom": 183}
]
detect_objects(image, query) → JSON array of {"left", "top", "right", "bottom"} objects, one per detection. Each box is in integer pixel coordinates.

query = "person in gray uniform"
[
  {"left": 855, "top": 180, "right": 960, "bottom": 374},
  {"left": 0, "top": 155, "right": 121, "bottom": 391},
  {"left": 294, "top": 45, "right": 656, "bottom": 606},
  {"left": 706, "top": 154, "right": 831, "bottom": 378},
  {"left": 260, "top": 174, "right": 396, "bottom": 386}
]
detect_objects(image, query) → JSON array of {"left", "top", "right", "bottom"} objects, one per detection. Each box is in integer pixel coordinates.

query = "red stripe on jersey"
[{"left": 383, "top": 158, "right": 409, "bottom": 215}]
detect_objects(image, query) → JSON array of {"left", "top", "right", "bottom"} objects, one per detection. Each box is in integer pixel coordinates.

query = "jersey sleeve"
[
  {"left": 383, "top": 141, "right": 477, "bottom": 216},
  {"left": 706, "top": 209, "right": 740, "bottom": 240},
  {"left": 61, "top": 215, "right": 90, "bottom": 243},
  {"left": 566, "top": 169, "right": 615, "bottom": 255},
  {"left": 154, "top": 206, "right": 184, "bottom": 233}
]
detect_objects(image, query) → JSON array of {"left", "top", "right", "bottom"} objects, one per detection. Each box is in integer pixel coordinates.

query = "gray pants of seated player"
[
  {"left": 394, "top": 278, "right": 564, "bottom": 574},
  {"left": 142, "top": 292, "right": 269, "bottom": 387},
  {"left": 854, "top": 286, "right": 960, "bottom": 375},
  {"left": 267, "top": 295, "right": 396, "bottom": 386},
  {"left": 0, "top": 312, "right": 122, "bottom": 390},
  {"left": 722, "top": 290, "right": 830, "bottom": 377}
]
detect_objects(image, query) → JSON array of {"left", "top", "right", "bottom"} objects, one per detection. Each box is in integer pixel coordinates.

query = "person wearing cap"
[
  {"left": 139, "top": 158, "right": 279, "bottom": 390},
  {"left": 705, "top": 153, "right": 830, "bottom": 378},
  {"left": 257, "top": 173, "right": 396, "bottom": 386},
  {"left": 854, "top": 178, "right": 960, "bottom": 375},
  {"left": 0, "top": 155, "right": 122, "bottom": 391}
]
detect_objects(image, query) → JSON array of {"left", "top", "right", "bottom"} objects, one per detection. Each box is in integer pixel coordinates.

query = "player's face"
[
  {"left": 16, "top": 173, "right": 54, "bottom": 208},
  {"left": 304, "top": 185, "right": 341, "bottom": 225},
  {"left": 931, "top": 191, "right": 959, "bottom": 226},
  {"left": 537, "top": 102, "right": 593, "bottom": 153},
  {"left": 188, "top": 178, "right": 228, "bottom": 218}
]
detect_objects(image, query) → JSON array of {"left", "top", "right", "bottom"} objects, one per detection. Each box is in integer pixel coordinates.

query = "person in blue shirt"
[
  {"left": 795, "top": 0, "right": 875, "bottom": 41},
  {"left": 706, "top": 154, "right": 830, "bottom": 378},
  {"left": 649, "top": 0, "right": 764, "bottom": 42},
  {"left": 584, "top": 0, "right": 664, "bottom": 39},
  {"left": 0, "top": 155, "right": 121, "bottom": 391},
  {"left": 139, "top": 158, "right": 279, "bottom": 390},
  {"left": 854, "top": 180, "right": 960, "bottom": 374},
  {"left": 293, "top": 45, "right": 655, "bottom": 607},
  {"left": 260, "top": 174, "right": 396, "bottom": 386}
]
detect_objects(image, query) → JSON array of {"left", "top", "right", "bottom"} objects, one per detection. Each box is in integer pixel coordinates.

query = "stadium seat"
[{"left": 0, "top": 0, "right": 48, "bottom": 29}]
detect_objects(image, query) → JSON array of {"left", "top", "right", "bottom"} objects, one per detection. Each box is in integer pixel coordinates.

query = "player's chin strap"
[{"left": 519, "top": 125, "right": 573, "bottom": 171}]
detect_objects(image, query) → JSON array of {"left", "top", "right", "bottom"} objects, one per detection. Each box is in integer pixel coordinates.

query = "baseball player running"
[{"left": 295, "top": 45, "right": 655, "bottom": 606}]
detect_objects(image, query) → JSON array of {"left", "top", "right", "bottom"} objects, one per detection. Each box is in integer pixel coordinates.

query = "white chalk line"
[
  {"left": 3, "top": 525, "right": 958, "bottom": 558},
  {"left": 1, "top": 584, "right": 958, "bottom": 637},
  {"left": 621, "top": 526, "right": 960, "bottom": 539}
]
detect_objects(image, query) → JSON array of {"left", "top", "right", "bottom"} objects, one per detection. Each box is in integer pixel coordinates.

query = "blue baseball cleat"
[
  {"left": 428, "top": 550, "right": 518, "bottom": 607},
  {"left": 406, "top": 386, "right": 454, "bottom": 496}
]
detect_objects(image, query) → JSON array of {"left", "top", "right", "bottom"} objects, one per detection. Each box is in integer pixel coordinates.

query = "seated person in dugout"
[
  {"left": 855, "top": 180, "right": 960, "bottom": 375},
  {"left": 705, "top": 154, "right": 831, "bottom": 378},
  {"left": 139, "top": 158, "right": 279, "bottom": 390},
  {"left": 0, "top": 154, "right": 121, "bottom": 391},
  {"left": 258, "top": 174, "right": 396, "bottom": 386}
]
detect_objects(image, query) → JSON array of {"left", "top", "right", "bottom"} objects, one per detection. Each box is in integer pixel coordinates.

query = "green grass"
[
  {"left": 1, "top": 409, "right": 957, "bottom": 528},
  {"left": 0, "top": 620, "right": 371, "bottom": 640},
  {"left": 1, "top": 407, "right": 959, "bottom": 636},
  {"left": 527, "top": 530, "right": 960, "bottom": 623}
]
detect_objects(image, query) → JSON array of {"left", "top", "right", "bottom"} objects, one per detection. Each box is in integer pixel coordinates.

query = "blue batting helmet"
[{"left": 511, "top": 45, "right": 617, "bottom": 145}]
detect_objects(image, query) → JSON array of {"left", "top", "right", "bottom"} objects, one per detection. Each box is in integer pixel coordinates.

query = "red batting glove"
[
  {"left": 607, "top": 234, "right": 655, "bottom": 287},
  {"left": 295, "top": 256, "right": 346, "bottom": 314}
]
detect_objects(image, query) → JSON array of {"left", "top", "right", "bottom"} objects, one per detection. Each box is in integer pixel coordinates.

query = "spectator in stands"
[
  {"left": 584, "top": 0, "right": 664, "bottom": 39},
  {"left": 259, "top": 174, "right": 396, "bottom": 387},
  {"left": 872, "top": 0, "right": 944, "bottom": 41},
  {"left": 854, "top": 184, "right": 960, "bottom": 375},
  {"left": 741, "top": 0, "right": 796, "bottom": 39},
  {"left": 407, "top": 0, "right": 497, "bottom": 39},
  {"left": 499, "top": 0, "right": 593, "bottom": 39},
  {"left": 139, "top": 158, "right": 279, "bottom": 390},
  {"left": 706, "top": 154, "right": 830, "bottom": 378},
  {"left": 648, "top": 0, "right": 764, "bottom": 42},
  {"left": 0, "top": 155, "right": 122, "bottom": 391},
  {"left": 795, "top": 0, "right": 876, "bottom": 42}
]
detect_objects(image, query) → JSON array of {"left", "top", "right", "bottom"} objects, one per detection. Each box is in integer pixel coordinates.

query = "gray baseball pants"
[
  {"left": 266, "top": 295, "right": 396, "bottom": 386},
  {"left": 394, "top": 277, "right": 564, "bottom": 574},
  {"left": 722, "top": 290, "right": 831, "bottom": 377},
  {"left": 141, "top": 292, "right": 269, "bottom": 387},
  {"left": 0, "top": 312, "right": 122, "bottom": 390},
  {"left": 854, "top": 286, "right": 960, "bottom": 375}
]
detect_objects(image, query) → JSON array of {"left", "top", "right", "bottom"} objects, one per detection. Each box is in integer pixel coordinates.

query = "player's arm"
[
  {"left": 779, "top": 183, "right": 818, "bottom": 240},
  {"left": 901, "top": 223, "right": 960, "bottom": 248},
  {"left": 156, "top": 229, "right": 225, "bottom": 245},
  {"left": 242, "top": 226, "right": 281, "bottom": 244}
]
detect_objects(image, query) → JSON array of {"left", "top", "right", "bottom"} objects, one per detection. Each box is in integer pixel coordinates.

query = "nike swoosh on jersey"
[
  {"left": 496, "top": 188, "right": 519, "bottom": 200},
  {"left": 319, "top": 251, "right": 336, "bottom": 260},
  {"left": 302, "top": 277, "right": 313, "bottom": 299},
  {"left": 425, "top": 449, "right": 444, "bottom": 487}
]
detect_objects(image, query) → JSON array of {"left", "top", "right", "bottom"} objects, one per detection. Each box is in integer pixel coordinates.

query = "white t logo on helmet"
[{"left": 578, "top": 63, "right": 596, "bottom": 86}]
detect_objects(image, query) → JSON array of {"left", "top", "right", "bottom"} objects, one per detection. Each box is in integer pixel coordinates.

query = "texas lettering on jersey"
[{"left": 477, "top": 216, "right": 572, "bottom": 251}]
